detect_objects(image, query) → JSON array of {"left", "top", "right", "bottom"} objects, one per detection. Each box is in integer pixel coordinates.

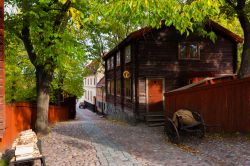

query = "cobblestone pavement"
[{"left": 39, "top": 108, "right": 250, "bottom": 166}]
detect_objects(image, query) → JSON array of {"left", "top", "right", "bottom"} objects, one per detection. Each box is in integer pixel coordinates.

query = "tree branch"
[
  {"left": 236, "top": 0, "right": 246, "bottom": 10},
  {"left": 21, "top": 0, "right": 37, "bottom": 67},
  {"left": 225, "top": 0, "right": 237, "bottom": 9},
  {"left": 54, "top": 0, "right": 71, "bottom": 31}
]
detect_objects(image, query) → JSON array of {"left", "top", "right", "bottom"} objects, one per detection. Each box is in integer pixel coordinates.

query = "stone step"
[
  {"left": 146, "top": 114, "right": 165, "bottom": 117},
  {"left": 148, "top": 122, "right": 165, "bottom": 127},
  {"left": 146, "top": 111, "right": 164, "bottom": 115},
  {"left": 144, "top": 111, "right": 165, "bottom": 127},
  {"left": 146, "top": 118, "right": 165, "bottom": 122}
]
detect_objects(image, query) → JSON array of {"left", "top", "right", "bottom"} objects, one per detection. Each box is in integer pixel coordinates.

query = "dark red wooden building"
[{"left": 103, "top": 21, "right": 243, "bottom": 124}]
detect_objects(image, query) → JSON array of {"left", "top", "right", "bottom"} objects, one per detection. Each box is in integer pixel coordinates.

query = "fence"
[
  {"left": 0, "top": 99, "right": 76, "bottom": 151},
  {"left": 165, "top": 77, "right": 250, "bottom": 132}
]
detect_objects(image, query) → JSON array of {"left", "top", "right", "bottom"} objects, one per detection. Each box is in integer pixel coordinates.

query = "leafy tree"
[
  {"left": 81, "top": 14, "right": 138, "bottom": 60},
  {"left": 5, "top": 33, "right": 36, "bottom": 103},
  {"left": 95, "top": 0, "right": 221, "bottom": 36},
  {"left": 5, "top": 0, "right": 87, "bottom": 133}
]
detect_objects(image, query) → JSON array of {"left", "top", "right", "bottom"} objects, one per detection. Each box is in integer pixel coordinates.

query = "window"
[
  {"left": 116, "top": 79, "right": 121, "bottom": 96},
  {"left": 107, "top": 80, "right": 111, "bottom": 94},
  {"left": 110, "top": 56, "right": 114, "bottom": 69},
  {"left": 107, "top": 59, "right": 110, "bottom": 70},
  {"left": 111, "top": 80, "right": 115, "bottom": 95},
  {"left": 125, "top": 78, "right": 131, "bottom": 98},
  {"left": 179, "top": 43, "right": 200, "bottom": 60},
  {"left": 94, "top": 78, "right": 96, "bottom": 85},
  {"left": 87, "top": 78, "right": 89, "bottom": 85},
  {"left": 90, "top": 78, "right": 92, "bottom": 85},
  {"left": 125, "top": 45, "right": 131, "bottom": 63},
  {"left": 97, "top": 88, "right": 102, "bottom": 95},
  {"left": 116, "top": 51, "right": 121, "bottom": 66},
  {"left": 107, "top": 57, "right": 114, "bottom": 70},
  {"left": 90, "top": 91, "right": 92, "bottom": 102}
]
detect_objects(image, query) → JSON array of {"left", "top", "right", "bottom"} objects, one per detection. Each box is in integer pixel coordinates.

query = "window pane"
[
  {"left": 116, "top": 51, "right": 120, "bottom": 66},
  {"left": 190, "top": 44, "right": 198, "bottom": 59},
  {"left": 111, "top": 80, "right": 114, "bottom": 95},
  {"left": 180, "top": 44, "right": 187, "bottom": 59},
  {"left": 125, "top": 78, "right": 131, "bottom": 98},
  {"left": 116, "top": 79, "right": 121, "bottom": 96},
  {"left": 179, "top": 43, "right": 199, "bottom": 60},
  {"left": 125, "top": 45, "right": 131, "bottom": 63},
  {"left": 107, "top": 81, "right": 111, "bottom": 94},
  {"left": 111, "top": 57, "right": 114, "bottom": 69}
]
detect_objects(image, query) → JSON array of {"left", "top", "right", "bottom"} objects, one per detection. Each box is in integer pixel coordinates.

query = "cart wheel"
[
  {"left": 164, "top": 118, "right": 180, "bottom": 144},
  {"left": 192, "top": 111, "right": 206, "bottom": 138},
  {"left": 196, "top": 122, "right": 205, "bottom": 138}
]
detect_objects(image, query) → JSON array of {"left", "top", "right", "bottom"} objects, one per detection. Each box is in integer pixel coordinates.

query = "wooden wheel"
[
  {"left": 191, "top": 111, "right": 206, "bottom": 138},
  {"left": 196, "top": 121, "right": 205, "bottom": 138},
  {"left": 164, "top": 118, "right": 180, "bottom": 144}
]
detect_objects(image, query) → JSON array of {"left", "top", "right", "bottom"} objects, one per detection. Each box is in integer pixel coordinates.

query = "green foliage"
[
  {"left": 4, "top": 33, "right": 36, "bottom": 103},
  {"left": 4, "top": 0, "right": 89, "bottom": 103},
  {"left": 93, "top": 0, "right": 222, "bottom": 37}
]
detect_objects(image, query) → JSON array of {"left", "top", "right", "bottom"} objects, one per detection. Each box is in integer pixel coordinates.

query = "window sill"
[
  {"left": 178, "top": 58, "right": 200, "bottom": 61},
  {"left": 125, "top": 97, "right": 132, "bottom": 100}
]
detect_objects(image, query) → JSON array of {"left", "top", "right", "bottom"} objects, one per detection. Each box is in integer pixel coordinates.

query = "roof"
[
  {"left": 84, "top": 58, "right": 101, "bottom": 76},
  {"left": 207, "top": 20, "right": 243, "bottom": 43},
  {"left": 168, "top": 74, "right": 237, "bottom": 93},
  {"left": 103, "top": 27, "right": 153, "bottom": 59},
  {"left": 103, "top": 21, "right": 243, "bottom": 60},
  {"left": 96, "top": 76, "right": 105, "bottom": 88}
]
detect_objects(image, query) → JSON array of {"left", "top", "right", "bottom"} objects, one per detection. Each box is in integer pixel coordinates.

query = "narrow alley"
[{"left": 39, "top": 108, "right": 250, "bottom": 166}]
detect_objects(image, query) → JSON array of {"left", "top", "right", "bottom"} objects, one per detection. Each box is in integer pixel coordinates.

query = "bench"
[{"left": 9, "top": 140, "right": 46, "bottom": 166}]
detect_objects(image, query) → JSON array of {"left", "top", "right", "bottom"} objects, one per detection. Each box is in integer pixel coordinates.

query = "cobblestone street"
[{"left": 39, "top": 109, "right": 250, "bottom": 166}]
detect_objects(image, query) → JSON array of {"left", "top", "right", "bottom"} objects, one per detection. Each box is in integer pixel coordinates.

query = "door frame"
[{"left": 146, "top": 77, "right": 165, "bottom": 113}]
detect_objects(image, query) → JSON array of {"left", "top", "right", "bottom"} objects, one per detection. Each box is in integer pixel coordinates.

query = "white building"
[{"left": 80, "top": 60, "right": 104, "bottom": 111}]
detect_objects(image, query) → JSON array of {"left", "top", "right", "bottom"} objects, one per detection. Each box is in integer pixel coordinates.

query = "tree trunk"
[
  {"left": 237, "top": 2, "right": 250, "bottom": 78},
  {"left": 35, "top": 66, "right": 54, "bottom": 133},
  {"left": 238, "top": 14, "right": 250, "bottom": 78}
]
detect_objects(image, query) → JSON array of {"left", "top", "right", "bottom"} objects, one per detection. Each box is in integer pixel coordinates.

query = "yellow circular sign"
[{"left": 123, "top": 70, "right": 130, "bottom": 78}]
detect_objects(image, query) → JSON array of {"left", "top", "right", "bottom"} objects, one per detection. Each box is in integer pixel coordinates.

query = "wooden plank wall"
[
  {"left": 0, "top": 0, "right": 4, "bottom": 138},
  {"left": 137, "top": 28, "right": 236, "bottom": 88},
  {"left": 0, "top": 102, "right": 75, "bottom": 151},
  {"left": 165, "top": 77, "right": 250, "bottom": 132}
]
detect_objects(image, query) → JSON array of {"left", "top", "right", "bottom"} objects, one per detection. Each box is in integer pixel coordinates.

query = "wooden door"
[{"left": 148, "top": 79, "right": 164, "bottom": 112}]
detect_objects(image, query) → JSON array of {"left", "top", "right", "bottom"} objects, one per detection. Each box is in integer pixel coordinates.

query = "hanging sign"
[{"left": 123, "top": 70, "right": 130, "bottom": 78}]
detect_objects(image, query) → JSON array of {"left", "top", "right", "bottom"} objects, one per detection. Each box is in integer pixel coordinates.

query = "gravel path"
[{"left": 39, "top": 108, "right": 250, "bottom": 166}]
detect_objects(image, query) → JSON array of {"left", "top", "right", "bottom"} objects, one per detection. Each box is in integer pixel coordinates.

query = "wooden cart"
[{"left": 164, "top": 111, "right": 205, "bottom": 144}]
